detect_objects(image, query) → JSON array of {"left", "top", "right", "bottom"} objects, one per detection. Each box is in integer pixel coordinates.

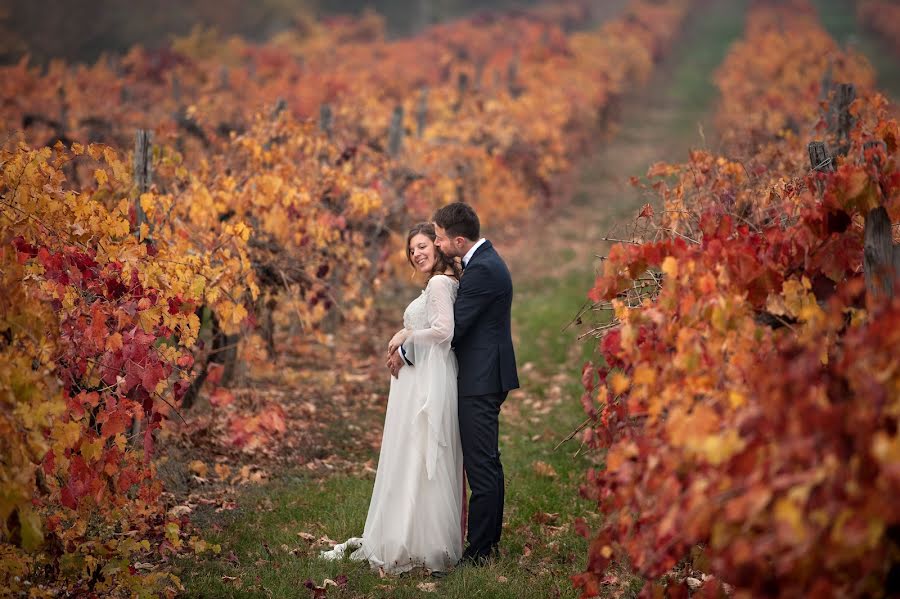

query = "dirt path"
[
  {"left": 506, "top": 0, "right": 747, "bottom": 285},
  {"left": 503, "top": 0, "right": 748, "bottom": 378}
]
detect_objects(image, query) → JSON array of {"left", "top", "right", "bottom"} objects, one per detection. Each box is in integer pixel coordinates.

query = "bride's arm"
[
  {"left": 388, "top": 328, "right": 410, "bottom": 355},
  {"left": 400, "top": 276, "right": 455, "bottom": 363}
]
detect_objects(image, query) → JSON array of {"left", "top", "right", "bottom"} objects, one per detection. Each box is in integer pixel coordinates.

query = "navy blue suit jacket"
[{"left": 453, "top": 240, "right": 519, "bottom": 397}]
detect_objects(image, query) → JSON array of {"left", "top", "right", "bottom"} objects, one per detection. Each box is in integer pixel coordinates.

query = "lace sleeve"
[{"left": 407, "top": 275, "right": 456, "bottom": 347}]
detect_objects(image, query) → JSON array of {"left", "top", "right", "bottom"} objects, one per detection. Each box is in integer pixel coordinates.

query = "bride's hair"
[{"left": 406, "top": 222, "right": 462, "bottom": 282}]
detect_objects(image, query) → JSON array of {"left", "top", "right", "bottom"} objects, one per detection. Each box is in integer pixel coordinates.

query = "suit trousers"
[{"left": 459, "top": 391, "right": 506, "bottom": 558}]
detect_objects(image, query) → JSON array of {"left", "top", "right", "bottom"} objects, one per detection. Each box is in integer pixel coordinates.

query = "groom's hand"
[{"left": 387, "top": 350, "right": 404, "bottom": 378}]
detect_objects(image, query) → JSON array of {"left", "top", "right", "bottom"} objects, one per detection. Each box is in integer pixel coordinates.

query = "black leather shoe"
[
  {"left": 459, "top": 553, "right": 491, "bottom": 567},
  {"left": 430, "top": 570, "right": 448, "bottom": 579}
]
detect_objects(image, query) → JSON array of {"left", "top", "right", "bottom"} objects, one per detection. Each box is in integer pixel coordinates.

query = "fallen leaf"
[
  {"left": 532, "top": 461, "right": 558, "bottom": 478},
  {"left": 416, "top": 582, "right": 437, "bottom": 592},
  {"left": 168, "top": 505, "right": 192, "bottom": 518},
  {"left": 532, "top": 511, "right": 559, "bottom": 525},
  {"left": 214, "top": 463, "right": 232, "bottom": 479},
  {"left": 189, "top": 460, "right": 208, "bottom": 477}
]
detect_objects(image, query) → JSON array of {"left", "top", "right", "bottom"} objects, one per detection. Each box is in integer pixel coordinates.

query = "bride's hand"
[{"left": 387, "top": 329, "right": 410, "bottom": 356}]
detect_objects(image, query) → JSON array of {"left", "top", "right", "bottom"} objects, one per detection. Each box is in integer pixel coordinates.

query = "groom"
[{"left": 393, "top": 202, "right": 519, "bottom": 564}]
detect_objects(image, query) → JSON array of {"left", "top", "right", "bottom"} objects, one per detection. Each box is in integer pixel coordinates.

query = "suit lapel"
[{"left": 466, "top": 240, "right": 492, "bottom": 267}]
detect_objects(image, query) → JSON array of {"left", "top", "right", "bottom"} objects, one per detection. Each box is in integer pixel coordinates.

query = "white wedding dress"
[{"left": 321, "top": 274, "right": 464, "bottom": 573}]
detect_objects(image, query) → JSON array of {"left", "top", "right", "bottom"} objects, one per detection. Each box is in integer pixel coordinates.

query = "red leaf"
[
  {"left": 101, "top": 407, "right": 129, "bottom": 438},
  {"left": 60, "top": 484, "right": 77, "bottom": 509},
  {"left": 141, "top": 362, "right": 165, "bottom": 393},
  {"left": 43, "top": 449, "right": 56, "bottom": 475}
]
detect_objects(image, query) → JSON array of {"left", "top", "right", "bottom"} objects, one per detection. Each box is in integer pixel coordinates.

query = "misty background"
[{"left": 0, "top": 0, "right": 545, "bottom": 65}]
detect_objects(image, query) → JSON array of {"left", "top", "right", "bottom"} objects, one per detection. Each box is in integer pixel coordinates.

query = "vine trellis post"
[
  {"left": 808, "top": 93, "right": 898, "bottom": 304},
  {"left": 133, "top": 129, "right": 153, "bottom": 238}
]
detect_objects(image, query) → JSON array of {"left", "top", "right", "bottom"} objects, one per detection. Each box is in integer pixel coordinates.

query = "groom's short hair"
[{"left": 433, "top": 202, "right": 480, "bottom": 241}]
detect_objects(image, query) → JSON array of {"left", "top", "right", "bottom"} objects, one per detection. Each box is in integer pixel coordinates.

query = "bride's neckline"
[{"left": 420, "top": 273, "right": 458, "bottom": 292}]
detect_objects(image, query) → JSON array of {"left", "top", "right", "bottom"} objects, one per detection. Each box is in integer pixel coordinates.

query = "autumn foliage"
[
  {"left": 0, "top": 0, "right": 699, "bottom": 595},
  {"left": 574, "top": 1, "right": 900, "bottom": 597}
]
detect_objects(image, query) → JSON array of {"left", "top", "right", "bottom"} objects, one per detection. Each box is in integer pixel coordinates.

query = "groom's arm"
[
  {"left": 452, "top": 262, "right": 495, "bottom": 344},
  {"left": 399, "top": 345, "right": 413, "bottom": 366}
]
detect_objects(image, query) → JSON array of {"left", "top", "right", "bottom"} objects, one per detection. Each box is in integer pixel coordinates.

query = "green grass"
[
  {"left": 810, "top": 0, "right": 900, "bottom": 101},
  {"left": 513, "top": 269, "right": 596, "bottom": 369},
  {"left": 665, "top": 0, "right": 750, "bottom": 140}
]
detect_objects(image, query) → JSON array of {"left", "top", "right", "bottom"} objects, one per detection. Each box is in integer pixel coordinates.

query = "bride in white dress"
[{"left": 321, "top": 222, "right": 464, "bottom": 574}]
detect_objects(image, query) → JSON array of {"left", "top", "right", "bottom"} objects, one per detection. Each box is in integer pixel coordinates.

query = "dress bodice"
[
  {"left": 403, "top": 290, "right": 428, "bottom": 330},
  {"left": 403, "top": 275, "right": 458, "bottom": 331}
]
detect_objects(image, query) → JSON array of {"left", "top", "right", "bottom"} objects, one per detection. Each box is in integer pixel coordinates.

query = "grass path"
[{"left": 176, "top": 2, "right": 747, "bottom": 597}]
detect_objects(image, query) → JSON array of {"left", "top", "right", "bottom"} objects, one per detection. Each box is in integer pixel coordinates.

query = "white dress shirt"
[{"left": 462, "top": 238, "right": 487, "bottom": 268}]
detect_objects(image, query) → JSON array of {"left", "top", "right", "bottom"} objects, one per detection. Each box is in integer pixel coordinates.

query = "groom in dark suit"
[{"left": 397, "top": 202, "right": 519, "bottom": 564}]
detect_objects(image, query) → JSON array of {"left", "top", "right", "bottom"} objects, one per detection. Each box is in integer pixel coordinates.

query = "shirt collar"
[{"left": 462, "top": 238, "right": 487, "bottom": 267}]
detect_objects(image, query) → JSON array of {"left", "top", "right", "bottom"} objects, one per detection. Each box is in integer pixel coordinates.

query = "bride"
[{"left": 321, "top": 222, "right": 464, "bottom": 574}]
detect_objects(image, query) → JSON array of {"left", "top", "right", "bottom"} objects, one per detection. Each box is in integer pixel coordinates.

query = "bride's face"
[{"left": 409, "top": 233, "right": 437, "bottom": 273}]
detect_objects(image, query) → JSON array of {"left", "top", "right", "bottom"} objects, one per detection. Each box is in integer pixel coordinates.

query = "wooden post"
[
  {"left": 133, "top": 130, "right": 153, "bottom": 235},
  {"left": 507, "top": 57, "right": 522, "bottom": 98},
  {"left": 271, "top": 97, "right": 287, "bottom": 119},
  {"left": 172, "top": 74, "right": 182, "bottom": 106},
  {"left": 416, "top": 89, "right": 428, "bottom": 138},
  {"left": 833, "top": 83, "right": 856, "bottom": 148},
  {"left": 388, "top": 105, "right": 404, "bottom": 157},
  {"left": 131, "top": 131, "right": 152, "bottom": 443},
  {"left": 57, "top": 86, "right": 68, "bottom": 135},
  {"left": 863, "top": 140, "right": 887, "bottom": 166},
  {"left": 864, "top": 206, "right": 898, "bottom": 302},
  {"left": 807, "top": 141, "right": 834, "bottom": 172},
  {"left": 818, "top": 61, "right": 832, "bottom": 102},
  {"left": 454, "top": 72, "right": 469, "bottom": 113},
  {"left": 319, "top": 103, "right": 333, "bottom": 139}
]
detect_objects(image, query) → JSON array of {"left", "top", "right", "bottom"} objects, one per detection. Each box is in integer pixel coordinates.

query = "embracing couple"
[{"left": 322, "top": 202, "right": 519, "bottom": 575}]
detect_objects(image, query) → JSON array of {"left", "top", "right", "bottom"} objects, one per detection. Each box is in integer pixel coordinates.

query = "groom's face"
[{"left": 433, "top": 224, "right": 463, "bottom": 258}]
